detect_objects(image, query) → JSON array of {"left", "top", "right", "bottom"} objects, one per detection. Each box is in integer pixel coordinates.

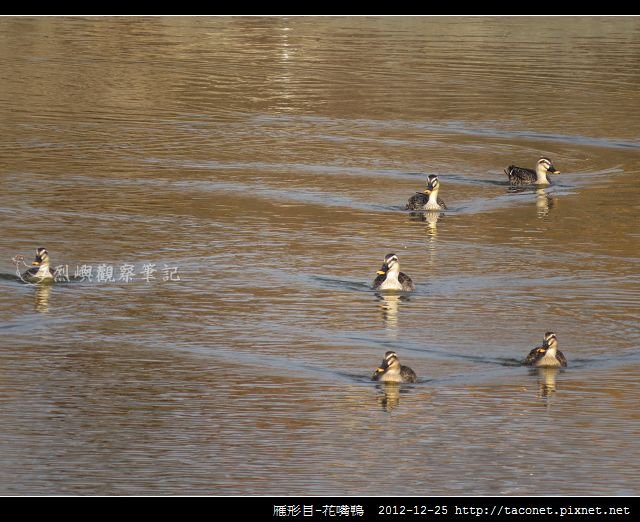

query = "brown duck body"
[
  {"left": 405, "top": 192, "right": 447, "bottom": 211},
  {"left": 406, "top": 174, "right": 447, "bottom": 210},
  {"left": 21, "top": 247, "right": 55, "bottom": 283},
  {"left": 505, "top": 165, "right": 540, "bottom": 185},
  {"left": 524, "top": 332, "right": 567, "bottom": 368},
  {"left": 372, "top": 270, "right": 415, "bottom": 292},
  {"left": 525, "top": 346, "right": 567, "bottom": 367},
  {"left": 372, "top": 351, "right": 417, "bottom": 383},
  {"left": 505, "top": 157, "right": 560, "bottom": 186},
  {"left": 371, "top": 253, "right": 415, "bottom": 292}
]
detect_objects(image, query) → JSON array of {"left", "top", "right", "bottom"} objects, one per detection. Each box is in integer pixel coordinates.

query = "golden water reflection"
[
  {"left": 536, "top": 188, "right": 556, "bottom": 218},
  {"left": 34, "top": 284, "right": 52, "bottom": 313},
  {"left": 374, "top": 382, "right": 416, "bottom": 412},
  {"left": 375, "top": 293, "right": 411, "bottom": 333},
  {"left": 534, "top": 366, "right": 561, "bottom": 401}
]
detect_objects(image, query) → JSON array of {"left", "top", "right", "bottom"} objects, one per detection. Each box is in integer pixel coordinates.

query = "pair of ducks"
[
  {"left": 405, "top": 156, "right": 561, "bottom": 212},
  {"left": 372, "top": 332, "right": 567, "bottom": 384}
]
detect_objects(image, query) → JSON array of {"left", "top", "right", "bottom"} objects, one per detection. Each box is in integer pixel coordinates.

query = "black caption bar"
[
  {"left": 7, "top": 494, "right": 638, "bottom": 518},
  {"left": 262, "top": 496, "right": 636, "bottom": 521}
]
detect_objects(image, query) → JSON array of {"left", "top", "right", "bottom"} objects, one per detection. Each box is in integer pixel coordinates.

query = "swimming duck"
[
  {"left": 372, "top": 351, "right": 417, "bottom": 383},
  {"left": 505, "top": 157, "right": 560, "bottom": 186},
  {"left": 524, "top": 332, "right": 567, "bottom": 368},
  {"left": 372, "top": 253, "right": 415, "bottom": 292},
  {"left": 405, "top": 174, "right": 447, "bottom": 211},
  {"left": 21, "top": 247, "right": 55, "bottom": 283}
]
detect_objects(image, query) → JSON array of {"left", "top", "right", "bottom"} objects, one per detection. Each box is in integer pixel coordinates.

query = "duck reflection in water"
[
  {"left": 375, "top": 381, "right": 403, "bottom": 412},
  {"left": 506, "top": 185, "right": 557, "bottom": 218},
  {"left": 408, "top": 209, "right": 443, "bottom": 237},
  {"left": 373, "top": 379, "right": 419, "bottom": 413},
  {"left": 535, "top": 187, "right": 556, "bottom": 218},
  {"left": 34, "top": 284, "right": 52, "bottom": 313},
  {"left": 531, "top": 366, "right": 561, "bottom": 402},
  {"left": 375, "top": 293, "right": 410, "bottom": 332}
]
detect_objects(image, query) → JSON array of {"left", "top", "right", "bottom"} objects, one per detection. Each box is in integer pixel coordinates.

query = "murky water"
[{"left": 1, "top": 16, "right": 639, "bottom": 495}]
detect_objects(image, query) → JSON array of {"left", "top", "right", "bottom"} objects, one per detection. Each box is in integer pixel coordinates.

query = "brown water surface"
[{"left": 1, "top": 16, "right": 639, "bottom": 495}]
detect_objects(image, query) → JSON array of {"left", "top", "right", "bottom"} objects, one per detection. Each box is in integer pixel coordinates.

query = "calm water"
[{"left": 1, "top": 16, "right": 639, "bottom": 495}]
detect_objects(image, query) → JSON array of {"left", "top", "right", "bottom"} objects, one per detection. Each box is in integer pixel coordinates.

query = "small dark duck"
[
  {"left": 22, "top": 247, "right": 55, "bottom": 283},
  {"left": 524, "top": 332, "right": 567, "bottom": 368},
  {"left": 405, "top": 174, "right": 447, "bottom": 211},
  {"left": 372, "top": 253, "right": 415, "bottom": 292},
  {"left": 505, "top": 157, "right": 560, "bottom": 186},
  {"left": 372, "top": 350, "right": 417, "bottom": 383}
]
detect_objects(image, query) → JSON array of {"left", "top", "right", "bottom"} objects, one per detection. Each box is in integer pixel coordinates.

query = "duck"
[
  {"left": 524, "top": 332, "right": 567, "bottom": 368},
  {"left": 21, "top": 247, "right": 55, "bottom": 283},
  {"left": 372, "top": 253, "right": 415, "bottom": 292},
  {"left": 372, "top": 351, "right": 417, "bottom": 383},
  {"left": 405, "top": 174, "right": 447, "bottom": 211},
  {"left": 505, "top": 157, "right": 560, "bottom": 185}
]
